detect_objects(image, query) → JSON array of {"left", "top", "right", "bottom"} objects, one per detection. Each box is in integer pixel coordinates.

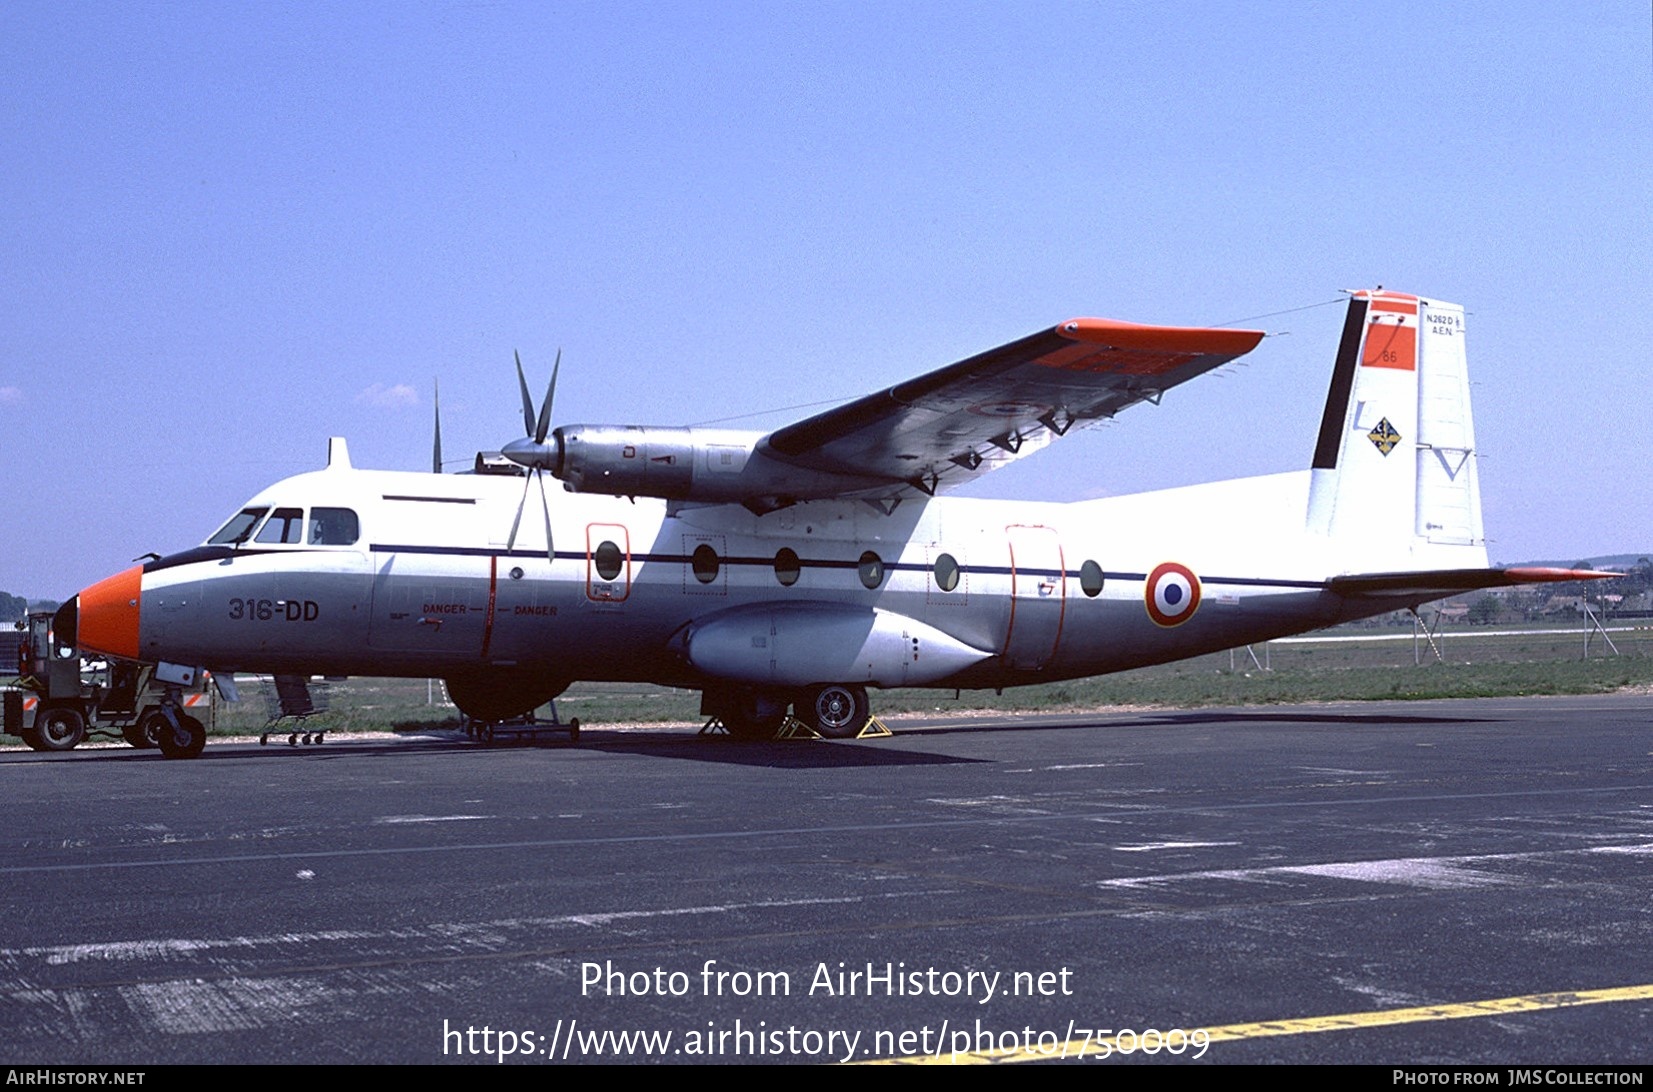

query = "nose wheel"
[{"left": 154, "top": 689, "right": 206, "bottom": 759}]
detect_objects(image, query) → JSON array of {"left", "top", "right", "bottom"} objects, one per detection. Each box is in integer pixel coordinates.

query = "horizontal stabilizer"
[{"left": 1328, "top": 567, "right": 1621, "bottom": 599}]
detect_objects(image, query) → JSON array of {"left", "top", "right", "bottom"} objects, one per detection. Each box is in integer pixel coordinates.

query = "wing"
[{"left": 760, "top": 318, "right": 1265, "bottom": 499}]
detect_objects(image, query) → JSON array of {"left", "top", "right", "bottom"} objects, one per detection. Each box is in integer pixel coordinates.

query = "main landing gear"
[
  {"left": 801, "top": 683, "right": 871, "bottom": 739},
  {"left": 702, "top": 683, "right": 878, "bottom": 741}
]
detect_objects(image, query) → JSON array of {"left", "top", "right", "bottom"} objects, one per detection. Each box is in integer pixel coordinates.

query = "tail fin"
[{"left": 1305, "top": 290, "right": 1486, "bottom": 568}]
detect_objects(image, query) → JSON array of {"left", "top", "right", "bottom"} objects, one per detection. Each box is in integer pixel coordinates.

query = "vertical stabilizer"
[{"left": 1305, "top": 291, "right": 1485, "bottom": 568}]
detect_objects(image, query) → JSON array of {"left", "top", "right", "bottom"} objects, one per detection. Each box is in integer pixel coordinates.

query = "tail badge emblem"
[{"left": 1368, "top": 417, "right": 1401, "bottom": 456}]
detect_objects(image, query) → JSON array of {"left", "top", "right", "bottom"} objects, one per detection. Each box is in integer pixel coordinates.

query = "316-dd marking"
[{"left": 228, "top": 598, "right": 319, "bottom": 621}]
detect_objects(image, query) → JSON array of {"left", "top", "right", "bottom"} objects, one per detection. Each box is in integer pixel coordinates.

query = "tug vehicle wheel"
[
  {"left": 34, "top": 706, "right": 86, "bottom": 751},
  {"left": 125, "top": 711, "right": 166, "bottom": 749}
]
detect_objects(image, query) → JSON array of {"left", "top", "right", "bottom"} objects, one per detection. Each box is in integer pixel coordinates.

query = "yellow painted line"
[{"left": 854, "top": 982, "right": 1653, "bottom": 1065}]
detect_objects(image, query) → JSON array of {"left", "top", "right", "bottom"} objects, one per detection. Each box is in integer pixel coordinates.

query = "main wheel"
[
  {"left": 802, "top": 684, "right": 869, "bottom": 739},
  {"left": 124, "top": 711, "right": 165, "bottom": 749},
  {"left": 723, "top": 710, "right": 785, "bottom": 740},
  {"left": 720, "top": 691, "right": 787, "bottom": 741},
  {"left": 34, "top": 707, "right": 86, "bottom": 751},
  {"left": 156, "top": 713, "right": 206, "bottom": 760}
]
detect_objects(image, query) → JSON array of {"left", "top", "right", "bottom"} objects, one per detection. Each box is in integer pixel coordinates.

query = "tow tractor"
[{"left": 3, "top": 610, "right": 217, "bottom": 758}]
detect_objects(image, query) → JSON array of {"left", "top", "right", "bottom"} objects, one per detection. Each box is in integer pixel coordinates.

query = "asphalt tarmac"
[{"left": 2, "top": 693, "right": 1651, "bottom": 1066}]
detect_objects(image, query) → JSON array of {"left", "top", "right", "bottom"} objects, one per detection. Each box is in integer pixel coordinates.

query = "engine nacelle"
[
  {"left": 556, "top": 426, "right": 752, "bottom": 499},
  {"left": 550, "top": 425, "right": 893, "bottom": 508},
  {"left": 682, "top": 602, "right": 992, "bottom": 688}
]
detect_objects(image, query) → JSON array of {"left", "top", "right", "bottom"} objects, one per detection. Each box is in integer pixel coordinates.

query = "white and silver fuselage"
[{"left": 105, "top": 464, "right": 1400, "bottom": 690}]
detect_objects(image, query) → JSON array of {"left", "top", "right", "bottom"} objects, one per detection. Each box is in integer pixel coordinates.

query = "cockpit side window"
[
  {"left": 207, "top": 507, "right": 269, "bottom": 545},
  {"left": 255, "top": 507, "right": 306, "bottom": 544},
  {"left": 309, "top": 507, "right": 360, "bottom": 546}
]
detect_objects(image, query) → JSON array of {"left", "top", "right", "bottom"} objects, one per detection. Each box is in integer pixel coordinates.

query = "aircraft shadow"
[
  {"left": 0, "top": 731, "right": 981, "bottom": 771},
  {"left": 898, "top": 708, "right": 1498, "bottom": 738},
  {"left": 1123, "top": 710, "right": 1498, "bottom": 727},
  {"left": 571, "top": 737, "right": 984, "bottom": 769},
  {"left": 0, "top": 707, "right": 1494, "bottom": 768}
]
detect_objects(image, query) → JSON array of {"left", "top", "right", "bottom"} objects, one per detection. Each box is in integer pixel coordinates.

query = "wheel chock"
[
  {"left": 776, "top": 715, "right": 822, "bottom": 741},
  {"left": 855, "top": 716, "right": 893, "bottom": 739}
]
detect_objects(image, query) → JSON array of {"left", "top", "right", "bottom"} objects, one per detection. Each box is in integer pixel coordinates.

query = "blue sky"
[{"left": 3, "top": 1, "right": 1649, "bottom": 598}]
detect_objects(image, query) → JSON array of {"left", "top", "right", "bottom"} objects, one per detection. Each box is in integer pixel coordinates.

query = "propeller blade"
[
  {"left": 505, "top": 350, "right": 562, "bottom": 557},
  {"left": 534, "top": 349, "right": 561, "bottom": 444},
  {"left": 432, "top": 379, "right": 443, "bottom": 474},
  {"left": 505, "top": 468, "right": 533, "bottom": 551},
  {"left": 536, "top": 468, "right": 554, "bottom": 562},
  {"left": 514, "top": 350, "right": 536, "bottom": 438}
]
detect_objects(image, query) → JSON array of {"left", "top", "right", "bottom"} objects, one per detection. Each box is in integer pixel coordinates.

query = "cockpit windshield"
[
  {"left": 255, "top": 508, "right": 305, "bottom": 544},
  {"left": 207, "top": 507, "right": 269, "bottom": 545},
  {"left": 206, "top": 505, "right": 361, "bottom": 547}
]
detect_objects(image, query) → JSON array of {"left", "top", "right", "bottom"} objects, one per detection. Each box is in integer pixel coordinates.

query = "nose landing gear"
[{"left": 154, "top": 686, "right": 206, "bottom": 759}]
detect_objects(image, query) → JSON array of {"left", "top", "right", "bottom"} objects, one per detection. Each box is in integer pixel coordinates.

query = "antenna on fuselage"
[
  {"left": 327, "top": 437, "right": 352, "bottom": 470},
  {"left": 432, "top": 378, "right": 443, "bottom": 474}
]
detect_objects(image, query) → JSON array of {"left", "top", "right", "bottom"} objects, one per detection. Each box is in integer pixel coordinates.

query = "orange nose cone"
[{"left": 78, "top": 566, "right": 143, "bottom": 660}]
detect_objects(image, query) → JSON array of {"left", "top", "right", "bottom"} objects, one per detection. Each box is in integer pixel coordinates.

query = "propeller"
[
  {"left": 501, "top": 349, "right": 562, "bottom": 560},
  {"left": 431, "top": 379, "right": 443, "bottom": 474}
]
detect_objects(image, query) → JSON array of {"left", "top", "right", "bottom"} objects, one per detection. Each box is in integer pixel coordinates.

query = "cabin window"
[
  {"left": 309, "top": 507, "right": 360, "bottom": 546},
  {"left": 773, "top": 547, "right": 801, "bottom": 587},
  {"left": 594, "top": 540, "right": 624, "bottom": 580},
  {"left": 858, "top": 551, "right": 884, "bottom": 589},
  {"left": 1080, "top": 559, "right": 1104, "bottom": 597},
  {"left": 691, "top": 544, "right": 720, "bottom": 584},
  {"left": 933, "top": 552, "right": 960, "bottom": 592},
  {"left": 255, "top": 507, "right": 306, "bottom": 544},
  {"left": 207, "top": 507, "right": 268, "bottom": 545}
]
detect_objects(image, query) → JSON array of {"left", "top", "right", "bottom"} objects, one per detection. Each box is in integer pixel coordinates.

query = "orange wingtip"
[
  {"left": 1055, "top": 319, "right": 1264, "bottom": 356},
  {"left": 1501, "top": 567, "right": 1623, "bottom": 583}
]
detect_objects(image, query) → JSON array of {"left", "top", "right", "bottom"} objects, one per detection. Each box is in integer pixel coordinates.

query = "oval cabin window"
[
  {"left": 594, "top": 541, "right": 624, "bottom": 580},
  {"left": 774, "top": 547, "right": 801, "bottom": 587},
  {"left": 691, "top": 543, "right": 720, "bottom": 584}
]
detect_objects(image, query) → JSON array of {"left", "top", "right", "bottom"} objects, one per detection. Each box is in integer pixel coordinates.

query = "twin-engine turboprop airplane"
[{"left": 61, "top": 290, "right": 1609, "bottom": 757}]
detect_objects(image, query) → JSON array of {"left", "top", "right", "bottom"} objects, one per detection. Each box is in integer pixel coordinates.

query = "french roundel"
[{"left": 1145, "top": 562, "right": 1201, "bottom": 627}]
